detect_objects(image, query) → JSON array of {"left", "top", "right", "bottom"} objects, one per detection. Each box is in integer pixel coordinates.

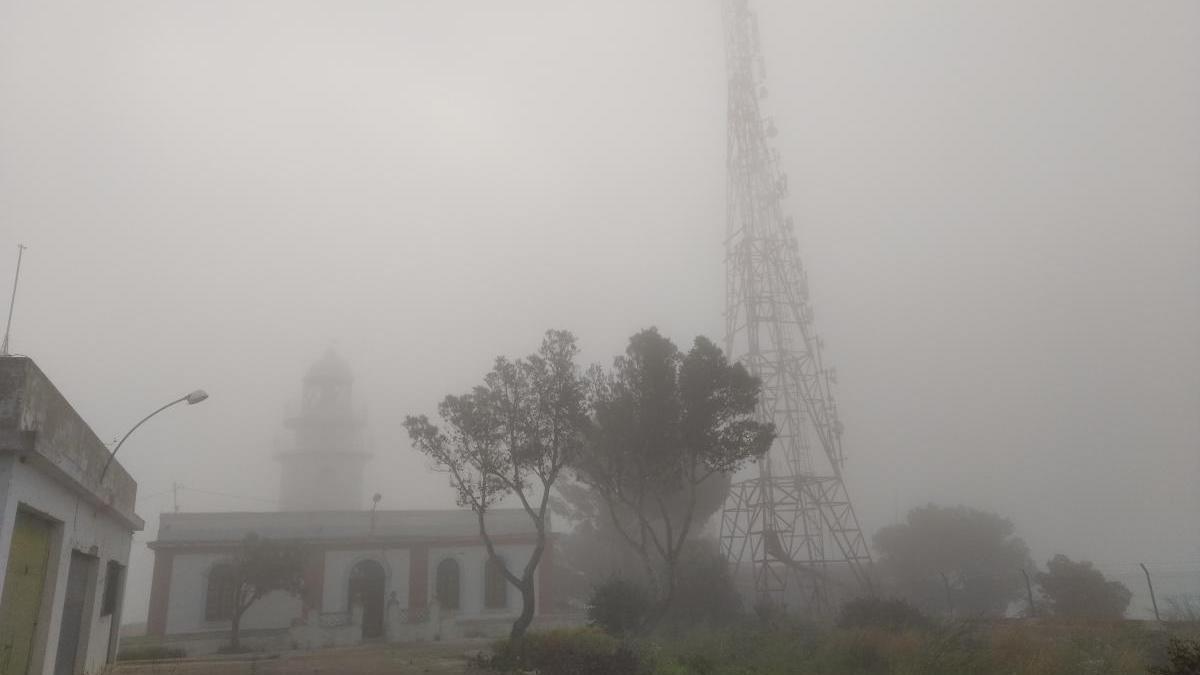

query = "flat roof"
[
  {"left": 0, "top": 356, "right": 141, "bottom": 529},
  {"left": 151, "top": 508, "right": 541, "bottom": 548}
]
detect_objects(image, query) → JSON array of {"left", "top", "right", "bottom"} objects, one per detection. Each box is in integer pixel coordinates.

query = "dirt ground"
[{"left": 110, "top": 639, "right": 490, "bottom": 675}]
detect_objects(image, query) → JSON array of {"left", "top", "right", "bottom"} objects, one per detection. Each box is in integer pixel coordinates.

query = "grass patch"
[
  {"left": 116, "top": 644, "right": 186, "bottom": 661},
  {"left": 473, "top": 620, "right": 1200, "bottom": 675},
  {"left": 477, "top": 627, "right": 642, "bottom": 675}
]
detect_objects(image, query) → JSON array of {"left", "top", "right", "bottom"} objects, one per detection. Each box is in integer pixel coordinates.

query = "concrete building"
[
  {"left": 143, "top": 352, "right": 559, "bottom": 654},
  {"left": 0, "top": 356, "right": 143, "bottom": 675},
  {"left": 146, "top": 509, "right": 554, "bottom": 652}
]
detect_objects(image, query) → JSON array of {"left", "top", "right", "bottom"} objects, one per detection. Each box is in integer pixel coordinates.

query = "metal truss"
[{"left": 718, "top": 0, "right": 872, "bottom": 615}]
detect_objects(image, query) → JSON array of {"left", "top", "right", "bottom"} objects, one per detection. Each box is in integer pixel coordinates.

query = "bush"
[
  {"left": 588, "top": 577, "right": 651, "bottom": 636},
  {"left": 116, "top": 644, "right": 186, "bottom": 661},
  {"left": 1164, "top": 594, "right": 1200, "bottom": 622},
  {"left": 661, "top": 540, "right": 742, "bottom": 632},
  {"left": 216, "top": 643, "right": 258, "bottom": 654},
  {"left": 482, "top": 628, "right": 644, "bottom": 675},
  {"left": 838, "top": 596, "right": 930, "bottom": 631},
  {"left": 1151, "top": 637, "right": 1200, "bottom": 675},
  {"left": 1037, "top": 554, "right": 1132, "bottom": 619}
]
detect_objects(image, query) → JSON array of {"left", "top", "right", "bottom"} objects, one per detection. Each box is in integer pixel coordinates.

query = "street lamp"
[{"left": 99, "top": 389, "right": 209, "bottom": 482}]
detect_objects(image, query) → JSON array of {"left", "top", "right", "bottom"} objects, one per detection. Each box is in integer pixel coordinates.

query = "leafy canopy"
[
  {"left": 575, "top": 328, "right": 773, "bottom": 626},
  {"left": 1036, "top": 554, "right": 1132, "bottom": 619},
  {"left": 404, "top": 329, "right": 588, "bottom": 639},
  {"left": 873, "top": 504, "right": 1032, "bottom": 617}
]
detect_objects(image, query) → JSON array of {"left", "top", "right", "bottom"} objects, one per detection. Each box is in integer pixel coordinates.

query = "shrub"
[
  {"left": 1037, "top": 554, "right": 1132, "bottom": 619},
  {"left": 216, "top": 643, "right": 258, "bottom": 654},
  {"left": 1151, "top": 637, "right": 1200, "bottom": 675},
  {"left": 661, "top": 539, "right": 742, "bottom": 632},
  {"left": 838, "top": 596, "right": 930, "bottom": 631},
  {"left": 1164, "top": 594, "right": 1200, "bottom": 622},
  {"left": 115, "top": 644, "right": 186, "bottom": 661},
  {"left": 588, "top": 577, "right": 651, "bottom": 636},
  {"left": 482, "top": 628, "right": 644, "bottom": 675}
]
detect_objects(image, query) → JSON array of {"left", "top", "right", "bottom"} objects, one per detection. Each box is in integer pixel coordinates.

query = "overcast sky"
[{"left": 1, "top": 0, "right": 1196, "bottom": 622}]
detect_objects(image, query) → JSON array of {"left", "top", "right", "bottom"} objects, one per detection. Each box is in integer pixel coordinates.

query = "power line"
[
  {"left": 137, "top": 487, "right": 174, "bottom": 501},
  {"left": 175, "top": 482, "right": 278, "bottom": 504}
]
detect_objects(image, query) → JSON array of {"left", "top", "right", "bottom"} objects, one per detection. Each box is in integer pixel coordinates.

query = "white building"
[
  {"left": 144, "top": 352, "right": 558, "bottom": 654},
  {"left": 146, "top": 509, "right": 553, "bottom": 651},
  {"left": 0, "top": 356, "right": 143, "bottom": 675}
]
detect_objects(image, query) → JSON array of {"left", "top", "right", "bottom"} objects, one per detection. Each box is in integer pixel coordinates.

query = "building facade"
[
  {"left": 0, "top": 357, "right": 143, "bottom": 675},
  {"left": 145, "top": 510, "right": 554, "bottom": 652},
  {"left": 143, "top": 352, "right": 558, "bottom": 654}
]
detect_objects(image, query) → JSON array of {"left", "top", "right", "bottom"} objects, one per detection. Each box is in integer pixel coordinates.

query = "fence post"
[
  {"left": 1020, "top": 568, "right": 1036, "bottom": 618},
  {"left": 939, "top": 571, "right": 954, "bottom": 617},
  {"left": 1140, "top": 563, "right": 1161, "bottom": 622}
]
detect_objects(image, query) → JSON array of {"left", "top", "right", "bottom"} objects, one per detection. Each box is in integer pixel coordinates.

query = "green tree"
[
  {"left": 575, "top": 329, "right": 773, "bottom": 629},
  {"left": 226, "top": 533, "right": 305, "bottom": 651},
  {"left": 551, "top": 472, "right": 731, "bottom": 608},
  {"left": 1036, "top": 554, "right": 1132, "bottom": 619},
  {"left": 873, "top": 504, "right": 1032, "bottom": 617},
  {"left": 404, "top": 330, "right": 588, "bottom": 640}
]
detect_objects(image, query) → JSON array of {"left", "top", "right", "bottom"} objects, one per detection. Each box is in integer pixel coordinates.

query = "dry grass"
[
  {"left": 111, "top": 621, "right": 1200, "bottom": 674},
  {"left": 109, "top": 639, "right": 486, "bottom": 675}
]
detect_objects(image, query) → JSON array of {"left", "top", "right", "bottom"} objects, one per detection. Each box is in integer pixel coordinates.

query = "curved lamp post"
[{"left": 99, "top": 389, "right": 209, "bottom": 482}]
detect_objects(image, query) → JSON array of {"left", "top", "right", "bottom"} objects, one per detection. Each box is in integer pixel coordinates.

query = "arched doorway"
[{"left": 348, "top": 559, "right": 386, "bottom": 640}]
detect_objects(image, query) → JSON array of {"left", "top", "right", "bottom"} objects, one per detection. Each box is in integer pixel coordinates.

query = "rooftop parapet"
[{"left": 0, "top": 356, "right": 142, "bottom": 529}]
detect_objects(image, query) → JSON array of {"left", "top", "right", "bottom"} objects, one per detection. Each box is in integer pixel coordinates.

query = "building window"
[
  {"left": 435, "top": 558, "right": 460, "bottom": 610},
  {"left": 484, "top": 556, "right": 508, "bottom": 609},
  {"left": 101, "top": 561, "right": 124, "bottom": 616},
  {"left": 205, "top": 563, "right": 237, "bottom": 621}
]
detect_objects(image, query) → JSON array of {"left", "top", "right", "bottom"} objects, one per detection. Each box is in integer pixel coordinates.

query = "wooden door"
[{"left": 0, "top": 511, "right": 54, "bottom": 675}]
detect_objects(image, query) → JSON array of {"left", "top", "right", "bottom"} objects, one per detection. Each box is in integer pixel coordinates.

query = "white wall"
[
  {"left": 0, "top": 457, "right": 135, "bottom": 675},
  {"left": 427, "top": 544, "right": 536, "bottom": 617},
  {"left": 159, "top": 541, "right": 539, "bottom": 641},
  {"left": 164, "top": 551, "right": 303, "bottom": 634}
]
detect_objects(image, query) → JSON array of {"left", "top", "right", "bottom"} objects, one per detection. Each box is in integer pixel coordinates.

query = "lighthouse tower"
[{"left": 277, "top": 349, "right": 370, "bottom": 511}]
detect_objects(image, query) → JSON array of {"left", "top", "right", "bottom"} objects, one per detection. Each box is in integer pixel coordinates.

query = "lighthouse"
[{"left": 277, "top": 349, "right": 370, "bottom": 511}]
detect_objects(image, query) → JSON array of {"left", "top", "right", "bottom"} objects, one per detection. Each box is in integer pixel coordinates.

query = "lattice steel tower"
[{"left": 718, "top": 0, "right": 872, "bottom": 615}]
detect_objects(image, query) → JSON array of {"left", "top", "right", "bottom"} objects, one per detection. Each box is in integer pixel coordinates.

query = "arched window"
[
  {"left": 484, "top": 556, "right": 508, "bottom": 609},
  {"left": 435, "top": 558, "right": 460, "bottom": 610},
  {"left": 205, "top": 563, "right": 237, "bottom": 621}
]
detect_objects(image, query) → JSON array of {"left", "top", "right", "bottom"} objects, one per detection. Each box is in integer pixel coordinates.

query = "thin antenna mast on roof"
[{"left": 1, "top": 244, "right": 28, "bottom": 356}]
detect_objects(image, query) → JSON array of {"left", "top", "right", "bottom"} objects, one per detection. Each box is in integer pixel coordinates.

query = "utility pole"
[
  {"left": 172, "top": 482, "right": 180, "bottom": 513},
  {"left": 1, "top": 244, "right": 28, "bottom": 356},
  {"left": 1140, "top": 563, "right": 1161, "bottom": 622}
]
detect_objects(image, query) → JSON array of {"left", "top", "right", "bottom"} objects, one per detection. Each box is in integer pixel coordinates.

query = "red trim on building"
[
  {"left": 303, "top": 550, "right": 325, "bottom": 616},
  {"left": 408, "top": 544, "right": 429, "bottom": 620},
  {"left": 147, "top": 549, "right": 174, "bottom": 636}
]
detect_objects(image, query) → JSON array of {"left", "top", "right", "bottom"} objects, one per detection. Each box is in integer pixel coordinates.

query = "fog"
[{"left": 1, "top": 0, "right": 1196, "bottom": 624}]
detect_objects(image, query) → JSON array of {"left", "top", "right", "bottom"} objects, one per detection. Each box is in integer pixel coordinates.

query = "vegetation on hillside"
[{"left": 478, "top": 620, "right": 1200, "bottom": 675}]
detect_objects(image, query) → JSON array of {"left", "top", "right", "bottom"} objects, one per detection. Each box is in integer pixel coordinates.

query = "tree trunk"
[
  {"left": 509, "top": 578, "right": 536, "bottom": 640},
  {"left": 641, "top": 566, "right": 677, "bottom": 633},
  {"left": 230, "top": 611, "right": 242, "bottom": 651}
]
